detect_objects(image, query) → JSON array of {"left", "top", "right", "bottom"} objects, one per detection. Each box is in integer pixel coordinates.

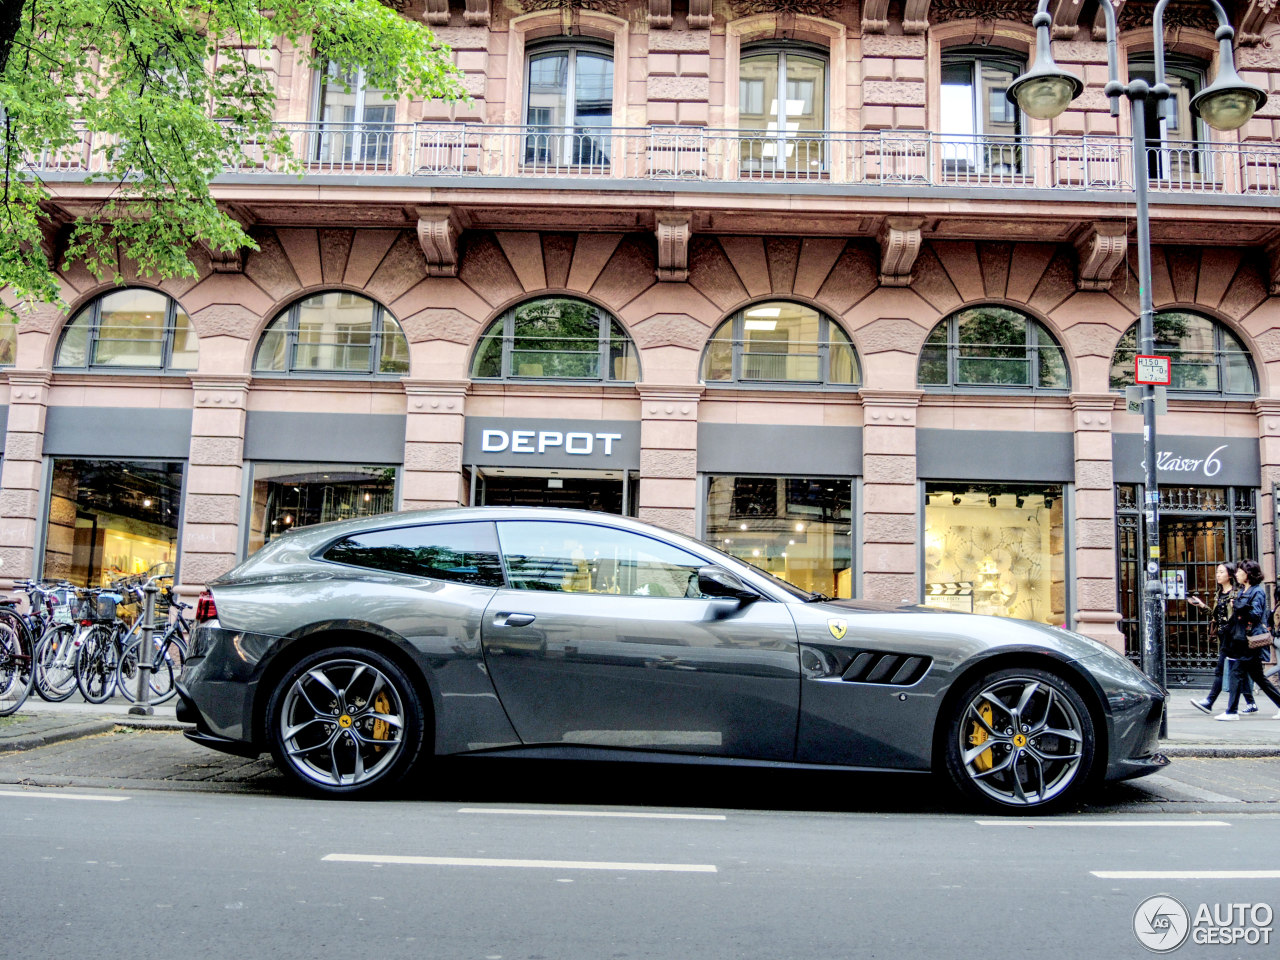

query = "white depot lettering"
[
  {"left": 481, "top": 430, "right": 509, "bottom": 453},
  {"left": 480, "top": 429, "right": 625, "bottom": 456}
]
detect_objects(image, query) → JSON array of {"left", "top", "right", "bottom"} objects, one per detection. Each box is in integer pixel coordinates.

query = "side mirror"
[{"left": 697, "top": 565, "right": 759, "bottom": 605}]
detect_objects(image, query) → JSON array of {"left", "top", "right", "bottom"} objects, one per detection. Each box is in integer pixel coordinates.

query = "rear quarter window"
[{"left": 323, "top": 521, "right": 505, "bottom": 587}]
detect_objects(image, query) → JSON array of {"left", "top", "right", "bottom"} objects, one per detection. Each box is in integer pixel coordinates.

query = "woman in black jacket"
[
  {"left": 1190, "top": 561, "right": 1256, "bottom": 715},
  {"left": 1217, "top": 559, "right": 1280, "bottom": 720}
]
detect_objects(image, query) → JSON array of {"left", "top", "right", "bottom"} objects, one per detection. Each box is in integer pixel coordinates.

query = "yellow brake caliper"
[
  {"left": 969, "top": 702, "right": 994, "bottom": 772},
  {"left": 371, "top": 691, "right": 392, "bottom": 753}
]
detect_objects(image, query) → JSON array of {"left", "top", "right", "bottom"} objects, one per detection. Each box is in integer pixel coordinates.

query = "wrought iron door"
[{"left": 1117, "top": 484, "right": 1257, "bottom": 682}]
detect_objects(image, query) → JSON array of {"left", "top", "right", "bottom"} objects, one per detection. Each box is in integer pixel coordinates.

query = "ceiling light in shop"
[
  {"left": 743, "top": 319, "right": 777, "bottom": 331},
  {"left": 143, "top": 498, "right": 152, "bottom": 507},
  {"left": 740, "top": 523, "right": 748, "bottom": 531},
  {"left": 751, "top": 549, "right": 760, "bottom": 557},
  {"left": 795, "top": 523, "right": 805, "bottom": 532},
  {"left": 788, "top": 539, "right": 795, "bottom": 545},
  {"left": 745, "top": 307, "right": 782, "bottom": 318}
]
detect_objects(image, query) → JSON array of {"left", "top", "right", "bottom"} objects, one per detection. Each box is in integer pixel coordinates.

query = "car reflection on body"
[{"left": 176, "top": 507, "right": 1166, "bottom": 813}]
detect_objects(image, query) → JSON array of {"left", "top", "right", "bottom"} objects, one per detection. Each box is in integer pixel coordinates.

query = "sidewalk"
[{"left": 2, "top": 688, "right": 1278, "bottom": 755}]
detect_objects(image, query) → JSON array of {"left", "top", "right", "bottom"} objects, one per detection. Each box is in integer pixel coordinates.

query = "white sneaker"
[
  {"left": 1214, "top": 712, "right": 1239, "bottom": 721},
  {"left": 1273, "top": 710, "right": 1280, "bottom": 720}
]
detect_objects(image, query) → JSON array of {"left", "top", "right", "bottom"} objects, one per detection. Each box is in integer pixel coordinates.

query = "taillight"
[{"left": 195, "top": 591, "right": 218, "bottom": 623}]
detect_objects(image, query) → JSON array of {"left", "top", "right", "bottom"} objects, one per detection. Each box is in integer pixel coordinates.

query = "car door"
[{"left": 481, "top": 519, "right": 800, "bottom": 760}]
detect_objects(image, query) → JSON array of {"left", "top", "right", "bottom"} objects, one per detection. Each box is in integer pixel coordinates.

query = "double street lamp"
[{"left": 1006, "top": 0, "right": 1267, "bottom": 711}]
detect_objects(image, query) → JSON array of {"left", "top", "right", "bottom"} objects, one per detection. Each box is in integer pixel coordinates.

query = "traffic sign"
[{"left": 1135, "top": 355, "right": 1172, "bottom": 385}]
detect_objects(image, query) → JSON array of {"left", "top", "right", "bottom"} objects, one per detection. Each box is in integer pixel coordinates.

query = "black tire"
[
  {"left": 33, "top": 625, "right": 78, "bottom": 702},
  {"left": 76, "top": 626, "right": 119, "bottom": 704},
  {"left": 117, "top": 637, "right": 176, "bottom": 704},
  {"left": 942, "top": 666, "right": 1096, "bottom": 815},
  {"left": 0, "top": 615, "right": 32, "bottom": 716},
  {"left": 266, "top": 646, "right": 426, "bottom": 798}
]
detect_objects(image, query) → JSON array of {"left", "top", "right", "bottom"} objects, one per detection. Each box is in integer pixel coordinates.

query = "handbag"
[{"left": 1248, "top": 629, "right": 1273, "bottom": 650}]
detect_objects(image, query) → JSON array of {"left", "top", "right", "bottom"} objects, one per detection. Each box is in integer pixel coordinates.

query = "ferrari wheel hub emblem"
[
  {"left": 827, "top": 619, "right": 847, "bottom": 640},
  {"left": 1012, "top": 733, "right": 1027, "bottom": 748},
  {"left": 338, "top": 714, "right": 353, "bottom": 729}
]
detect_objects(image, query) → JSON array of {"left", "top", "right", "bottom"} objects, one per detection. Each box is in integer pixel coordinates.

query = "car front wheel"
[
  {"left": 267, "top": 646, "right": 426, "bottom": 798},
  {"left": 943, "top": 666, "right": 1096, "bottom": 814}
]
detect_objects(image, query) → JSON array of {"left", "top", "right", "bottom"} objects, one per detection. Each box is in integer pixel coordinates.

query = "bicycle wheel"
[
  {"left": 33, "top": 625, "right": 78, "bottom": 702},
  {"left": 0, "top": 616, "right": 32, "bottom": 716},
  {"left": 117, "top": 637, "right": 175, "bottom": 703},
  {"left": 76, "top": 625, "right": 119, "bottom": 704}
]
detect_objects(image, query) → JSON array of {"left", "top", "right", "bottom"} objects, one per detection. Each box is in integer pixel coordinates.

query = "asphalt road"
[{"left": 4, "top": 731, "right": 1280, "bottom": 959}]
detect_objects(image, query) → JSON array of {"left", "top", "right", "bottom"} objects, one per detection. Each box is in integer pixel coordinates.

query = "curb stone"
[{"left": 0, "top": 719, "right": 116, "bottom": 753}]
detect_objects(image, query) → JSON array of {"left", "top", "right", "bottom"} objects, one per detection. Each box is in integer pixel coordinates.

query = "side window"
[
  {"left": 496, "top": 521, "right": 707, "bottom": 598},
  {"left": 323, "top": 522, "right": 505, "bottom": 587}
]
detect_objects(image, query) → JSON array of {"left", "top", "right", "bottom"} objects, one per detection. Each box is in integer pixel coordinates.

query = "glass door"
[{"left": 739, "top": 49, "right": 827, "bottom": 175}]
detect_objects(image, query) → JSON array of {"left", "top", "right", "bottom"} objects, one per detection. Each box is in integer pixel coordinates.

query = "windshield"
[{"left": 661, "top": 526, "right": 817, "bottom": 601}]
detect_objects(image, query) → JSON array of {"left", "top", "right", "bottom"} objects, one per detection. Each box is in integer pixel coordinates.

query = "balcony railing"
[{"left": 30, "top": 122, "right": 1280, "bottom": 196}]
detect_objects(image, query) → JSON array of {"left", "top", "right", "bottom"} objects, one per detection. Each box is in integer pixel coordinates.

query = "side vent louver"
[{"left": 840, "top": 652, "right": 930, "bottom": 686}]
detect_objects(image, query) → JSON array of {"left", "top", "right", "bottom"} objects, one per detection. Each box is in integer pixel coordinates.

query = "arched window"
[
  {"left": 739, "top": 44, "right": 828, "bottom": 175},
  {"left": 1110, "top": 311, "right": 1255, "bottom": 397},
  {"left": 524, "top": 41, "right": 613, "bottom": 170},
  {"left": 471, "top": 297, "right": 637, "bottom": 382},
  {"left": 918, "top": 306, "right": 1068, "bottom": 391},
  {"left": 55, "top": 288, "right": 197, "bottom": 372},
  {"left": 701, "top": 302, "right": 859, "bottom": 387},
  {"left": 254, "top": 292, "right": 409, "bottom": 376}
]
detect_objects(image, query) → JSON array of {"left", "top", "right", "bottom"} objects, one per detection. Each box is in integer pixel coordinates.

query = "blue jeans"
[
  {"left": 1206, "top": 645, "right": 1254, "bottom": 706},
  {"left": 1226, "top": 656, "right": 1280, "bottom": 713}
]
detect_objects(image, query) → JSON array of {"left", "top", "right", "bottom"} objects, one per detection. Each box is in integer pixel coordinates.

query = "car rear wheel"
[
  {"left": 943, "top": 666, "right": 1096, "bottom": 814},
  {"left": 267, "top": 646, "right": 425, "bottom": 798}
]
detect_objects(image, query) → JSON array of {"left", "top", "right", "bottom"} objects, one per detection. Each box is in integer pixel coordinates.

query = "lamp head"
[
  {"left": 1007, "top": 12, "right": 1084, "bottom": 121},
  {"left": 1190, "top": 23, "right": 1268, "bottom": 132}
]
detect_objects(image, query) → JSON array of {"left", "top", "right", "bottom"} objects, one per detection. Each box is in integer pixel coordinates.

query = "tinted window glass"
[
  {"left": 497, "top": 520, "right": 707, "bottom": 598},
  {"left": 324, "top": 522, "right": 505, "bottom": 587}
]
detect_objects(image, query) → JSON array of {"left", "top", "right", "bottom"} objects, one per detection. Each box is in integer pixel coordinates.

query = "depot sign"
[
  {"left": 1112, "top": 434, "right": 1260, "bottom": 487},
  {"left": 464, "top": 417, "right": 640, "bottom": 469}
]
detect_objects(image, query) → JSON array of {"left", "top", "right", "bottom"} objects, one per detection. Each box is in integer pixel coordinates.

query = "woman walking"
[
  {"left": 1190, "top": 562, "right": 1257, "bottom": 715},
  {"left": 1216, "top": 559, "right": 1280, "bottom": 720}
]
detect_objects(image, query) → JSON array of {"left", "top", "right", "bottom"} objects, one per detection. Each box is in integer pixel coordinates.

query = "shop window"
[
  {"left": 248, "top": 463, "right": 398, "bottom": 554},
  {"left": 495, "top": 520, "right": 707, "bottom": 597},
  {"left": 705, "top": 476, "right": 853, "bottom": 598},
  {"left": 253, "top": 292, "right": 409, "bottom": 377},
  {"left": 918, "top": 305, "right": 1068, "bottom": 391},
  {"left": 55, "top": 289, "right": 198, "bottom": 372},
  {"left": 42, "top": 459, "right": 183, "bottom": 586},
  {"left": 701, "top": 302, "right": 859, "bottom": 387},
  {"left": 940, "top": 48, "right": 1026, "bottom": 176},
  {"left": 923, "top": 483, "right": 1065, "bottom": 626},
  {"left": 739, "top": 45, "right": 828, "bottom": 175},
  {"left": 312, "top": 62, "right": 396, "bottom": 165},
  {"left": 1109, "top": 311, "right": 1254, "bottom": 397},
  {"left": 470, "top": 297, "right": 637, "bottom": 382},
  {"left": 1129, "top": 56, "right": 1207, "bottom": 183},
  {"left": 524, "top": 41, "right": 613, "bottom": 169},
  {"left": 324, "top": 521, "right": 505, "bottom": 587}
]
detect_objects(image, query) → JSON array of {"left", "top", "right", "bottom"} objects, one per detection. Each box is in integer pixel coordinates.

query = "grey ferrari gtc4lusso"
[{"left": 176, "top": 507, "right": 1166, "bottom": 813}]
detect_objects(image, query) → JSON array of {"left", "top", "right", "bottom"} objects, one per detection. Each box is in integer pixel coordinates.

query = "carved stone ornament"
[
  {"left": 520, "top": 0, "right": 623, "bottom": 14},
  {"left": 1116, "top": 0, "right": 1218, "bottom": 34},
  {"left": 688, "top": 0, "right": 713, "bottom": 28},
  {"left": 197, "top": 207, "right": 253, "bottom": 275},
  {"left": 726, "top": 0, "right": 839, "bottom": 18},
  {"left": 877, "top": 217, "right": 925, "bottom": 287},
  {"left": 648, "top": 0, "right": 672, "bottom": 28},
  {"left": 655, "top": 214, "right": 691, "bottom": 283},
  {"left": 416, "top": 206, "right": 462, "bottom": 278},
  {"left": 901, "top": 0, "right": 930, "bottom": 33},
  {"left": 464, "top": 0, "right": 490, "bottom": 25},
  {"left": 1050, "top": 0, "right": 1084, "bottom": 38},
  {"left": 1074, "top": 222, "right": 1129, "bottom": 291},
  {"left": 424, "top": 0, "right": 449, "bottom": 25},
  {"left": 928, "top": 0, "right": 1037, "bottom": 23},
  {"left": 1236, "top": 0, "right": 1277, "bottom": 45}
]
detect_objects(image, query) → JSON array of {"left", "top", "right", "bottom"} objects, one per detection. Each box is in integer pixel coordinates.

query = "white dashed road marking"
[
  {"left": 458, "top": 807, "right": 726, "bottom": 821},
  {"left": 323, "top": 853, "right": 717, "bottom": 873}
]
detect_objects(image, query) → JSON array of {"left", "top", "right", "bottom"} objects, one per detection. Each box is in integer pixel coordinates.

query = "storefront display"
[
  {"left": 43, "top": 459, "right": 183, "bottom": 586},
  {"left": 705, "top": 476, "right": 853, "bottom": 598},
  {"left": 248, "top": 463, "right": 397, "bottom": 553},
  {"left": 923, "top": 483, "right": 1065, "bottom": 625}
]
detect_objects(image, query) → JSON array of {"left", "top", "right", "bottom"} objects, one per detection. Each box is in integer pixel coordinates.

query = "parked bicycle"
[
  {"left": 1, "top": 579, "right": 74, "bottom": 715},
  {"left": 116, "top": 580, "right": 191, "bottom": 705}
]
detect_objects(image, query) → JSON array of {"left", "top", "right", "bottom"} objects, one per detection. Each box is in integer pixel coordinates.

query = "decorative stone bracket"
[
  {"left": 1074, "top": 222, "right": 1128, "bottom": 291},
  {"left": 687, "top": 0, "right": 712, "bottom": 28},
  {"left": 647, "top": 0, "right": 672, "bottom": 28},
  {"left": 196, "top": 206, "right": 254, "bottom": 274},
  {"left": 877, "top": 217, "right": 925, "bottom": 287},
  {"left": 1267, "top": 237, "right": 1280, "bottom": 296},
  {"left": 655, "top": 213, "right": 691, "bottom": 282},
  {"left": 425, "top": 0, "right": 490, "bottom": 26},
  {"left": 415, "top": 206, "right": 467, "bottom": 278}
]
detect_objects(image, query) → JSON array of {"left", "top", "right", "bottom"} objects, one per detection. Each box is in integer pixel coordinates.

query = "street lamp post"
[{"left": 1008, "top": 0, "right": 1267, "bottom": 728}]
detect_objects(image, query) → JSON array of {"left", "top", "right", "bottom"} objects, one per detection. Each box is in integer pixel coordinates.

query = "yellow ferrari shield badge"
[{"left": 827, "top": 618, "right": 847, "bottom": 640}]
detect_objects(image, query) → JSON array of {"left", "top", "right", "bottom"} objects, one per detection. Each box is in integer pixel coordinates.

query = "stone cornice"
[
  {"left": 1068, "top": 393, "right": 1120, "bottom": 412},
  {"left": 402, "top": 379, "right": 471, "bottom": 398},
  {"left": 859, "top": 389, "right": 925, "bottom": 407},
  {"left": 189, "top": 374, "right": 251, "bottom": 391},
  {"left": 637, "top": 383, "right": 705, "bottom": 402}
]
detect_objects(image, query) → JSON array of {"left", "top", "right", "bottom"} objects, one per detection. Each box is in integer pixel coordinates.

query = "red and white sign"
[{"left": 1135, "top": 355, "right": 1172, "bottom": 385}]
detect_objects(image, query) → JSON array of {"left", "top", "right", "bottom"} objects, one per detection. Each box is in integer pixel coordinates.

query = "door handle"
[{"left": 499, "top": 613, "right": 536, "bottom": 627}]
